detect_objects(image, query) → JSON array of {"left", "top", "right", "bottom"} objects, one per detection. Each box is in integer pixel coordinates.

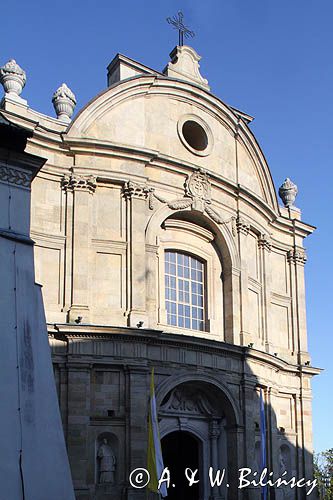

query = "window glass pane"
[
  {"left": 169, "top": 252, "right": 176, "bottom": 263},
  {"left": 165, "top": 250, "right": 205, "bottom": 331}
]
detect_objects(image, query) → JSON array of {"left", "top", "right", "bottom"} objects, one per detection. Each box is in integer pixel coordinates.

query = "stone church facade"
[{"left": 0, "top": 46, "right": 319, "bottom": 499}]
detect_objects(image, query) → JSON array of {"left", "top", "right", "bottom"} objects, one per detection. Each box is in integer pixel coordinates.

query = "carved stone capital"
[
  {"left": 287, "top": 247, "right": 307, "bottom": 265},
  {"left": 236, "top": 216, "right": 250, "bottom": 236},
  {"left": 209, "top": 420, "right": 221, "bottom": 439},
  {"left": 61, "top": 174, "right": 97, "bottom": 194},
  {"left": 0, "top": 165, "right": 32, "bottom": 187},
  {"left": 258, "top": 234, "right": 272, "bottom": 252},
  {"left": 122, "top": 181, "right": 148, "bottom": 200}
]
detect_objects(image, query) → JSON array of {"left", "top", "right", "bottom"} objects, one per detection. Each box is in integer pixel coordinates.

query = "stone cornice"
[{"left": 48, "top": 323, "right": 321, "bottom": 376}]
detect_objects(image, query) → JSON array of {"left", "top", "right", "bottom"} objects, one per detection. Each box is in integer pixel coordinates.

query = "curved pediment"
[{"left": 67, "top": 75, "right": 278, "bottom": 211}]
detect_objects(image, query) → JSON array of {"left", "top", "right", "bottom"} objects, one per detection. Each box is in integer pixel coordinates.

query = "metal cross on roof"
[{"left": 166, "top": 11, "right": 195, "bottom": 46}]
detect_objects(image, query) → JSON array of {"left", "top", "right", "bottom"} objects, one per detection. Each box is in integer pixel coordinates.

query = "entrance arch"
[
  {"left": 162, "top": 431, "right": 201, "bottom": 500},
  {"left": 158, "top": 379, "right": 239, "bottom": 499}
]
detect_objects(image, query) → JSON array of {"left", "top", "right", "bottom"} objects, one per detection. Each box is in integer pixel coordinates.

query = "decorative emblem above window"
[
  {"left": 148, "top": 167, "right": 225, "bottom": 224},
  {"left": 184, "top": 167, "right": 211, "bottom": 211}
]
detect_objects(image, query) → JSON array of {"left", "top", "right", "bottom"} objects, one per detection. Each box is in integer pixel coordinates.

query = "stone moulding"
[
  {"left": 0, "top": 164, "right": 32, "bottom": 187},
  {"left": 61, "top": 174, "right": 97, "bottom": 194}
]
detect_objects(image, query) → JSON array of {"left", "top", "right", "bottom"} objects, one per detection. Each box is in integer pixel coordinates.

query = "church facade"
[{"left": 0, "top": 46, "right": 319, "bottom": 500}]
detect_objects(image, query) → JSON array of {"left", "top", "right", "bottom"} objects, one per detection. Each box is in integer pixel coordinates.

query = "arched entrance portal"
[
  {"left": 158, "top": 379, "right": 239, "bottom": 499},
  {"left": 162, "top": 431, "right": 200, "bottom": 500}
]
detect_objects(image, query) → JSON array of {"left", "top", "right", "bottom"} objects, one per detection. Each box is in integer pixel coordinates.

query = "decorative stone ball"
[
  {"left": 278, "top": 178, "right": 298, "bottom": 207},
  {"left": 0, "top": 59, "right": 26, "bottom": 96},
  {"left": 52, "top": 83, "right": 76, "bottom": 123}
]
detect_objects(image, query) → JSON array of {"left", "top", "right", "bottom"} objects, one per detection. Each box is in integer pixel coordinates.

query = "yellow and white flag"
[{"left": 147, "top": 368, "right": 168, "bottom": 497}]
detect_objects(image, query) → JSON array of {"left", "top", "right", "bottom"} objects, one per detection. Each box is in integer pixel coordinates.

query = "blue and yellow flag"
[{"left": 147, "top": 368, "right": 168, "bottom": 497}]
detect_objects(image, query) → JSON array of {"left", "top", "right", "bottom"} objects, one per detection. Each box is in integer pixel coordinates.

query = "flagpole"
[
  {"left": 147, "top": 368, "right": 168, "bottom": 498},
  {"left": 260, "top": 388, "right": 268, "bottom": 500}
]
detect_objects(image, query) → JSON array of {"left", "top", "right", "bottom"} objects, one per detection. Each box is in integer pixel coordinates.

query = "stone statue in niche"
[{"left": 97, "top": 438, "right": 116, "bottom": 484}]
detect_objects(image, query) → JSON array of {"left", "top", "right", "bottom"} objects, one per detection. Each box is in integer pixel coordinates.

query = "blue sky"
[{"left": 2, "top": 0, "right": 332, "bottom": 453}]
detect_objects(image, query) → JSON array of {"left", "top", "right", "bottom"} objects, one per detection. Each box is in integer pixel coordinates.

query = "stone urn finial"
[
  {"left": 52, "top": 83, "right": 76, "bottom": 123},
  {"left": 278, "top": 178, "right": 298, "bottom": 207},
  {"left": 0, "top": 59, "right": 26, "bottom": 97}
]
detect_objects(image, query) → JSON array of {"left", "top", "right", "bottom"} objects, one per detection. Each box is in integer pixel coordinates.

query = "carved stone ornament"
[
  {"left": 122, "top": 181, "right": 149, "bottom": 200},
  {"left": 163, "top": 45, "right": 210, "bottom": 91},
  {"left": 258, "top": 233, "right": 272, "bottom": 252},
  {"left": 278, "top": 178, "right": 298, "bottom": 208},
  {"left": 61, "top": 174, "right": 97, "bottom": 194},
  {"left": 0, "top": 59, "right": 26, "bottom": 96},
  {"left": 148, "top": 168, "right": 232, "bottom": 226},
  {"left": 160, "top": 386, "right": 215, "bottom": 417},
  {"left": 52, "top": 83, "right": 76, "bottom": 123},
  {"left": 287, "top": 247, "right": 307, "bottom": 265},
  {"left": 236, "top": 216, "right": 250, "bottom": 236},
  {"left": 97, "top": 438, "right": 116, "bottom": 484},
  {"left": 209, "top": 420, "right": 221, "bottom": 439},
  {"left": 0, "top": 165, "right": 32, "bottom": 187},
  {"left": 185, "top": 167, "right": 211, "bottom": 210}
]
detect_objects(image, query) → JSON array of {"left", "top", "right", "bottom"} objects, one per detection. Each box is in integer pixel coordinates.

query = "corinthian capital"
[
  {"left": 122, "top": 181, "right": 149, "bottom": 200},
  {"left": 61, "top": 174, "right": 97, "bottom": 194},
  {"left": 287, "top": 247, "right": 307, "bottom": 265},
  {"left": 236, "top": 216, "right": 250, "bottom": 236},
  {"left": 258, "top": 234, "right": 272, "bottom": 252}
]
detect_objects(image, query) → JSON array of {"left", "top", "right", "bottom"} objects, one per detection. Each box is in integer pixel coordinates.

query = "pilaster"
[
  {"left": 66, "top": 362, "right": 91, "bottom": 495},
  {"left": 123, "top": 181, "right": 149, "bottom": 327},
  {"left": 236, "top": 216, "right": 252, "bottom": 347},
  {"left": 258, "top": 234, "right": 272, "bottom": 353},
  {"left": 124, "top": 365, "right": 149, "bottom": 500},
  {"left": 62, "top": 174, "right": 97, "bottom": 323},
  {"left": 287, "top": 247, "right": 309, "bottom": 364}
]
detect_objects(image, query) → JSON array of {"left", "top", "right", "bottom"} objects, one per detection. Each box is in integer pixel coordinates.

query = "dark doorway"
[{"left": 161, "top": 431, "right": 200, "bottom": 500}]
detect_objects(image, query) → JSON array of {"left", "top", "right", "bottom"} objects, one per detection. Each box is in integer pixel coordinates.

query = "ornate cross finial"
[{"left": 166, "top": 11, "right": 195, "bottom": 46}]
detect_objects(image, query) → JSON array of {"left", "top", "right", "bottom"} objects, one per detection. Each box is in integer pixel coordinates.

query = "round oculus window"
[
  {"left": 182, "top": 120, "right": 208, "bottom": 151},
  {"left": 177, "top": 115, "right": 213, "bottom": 156}
]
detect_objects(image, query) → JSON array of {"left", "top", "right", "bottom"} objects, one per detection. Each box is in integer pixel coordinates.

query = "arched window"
[{"left": 165, "top": 250, "right": 205, "bottom": 331}]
